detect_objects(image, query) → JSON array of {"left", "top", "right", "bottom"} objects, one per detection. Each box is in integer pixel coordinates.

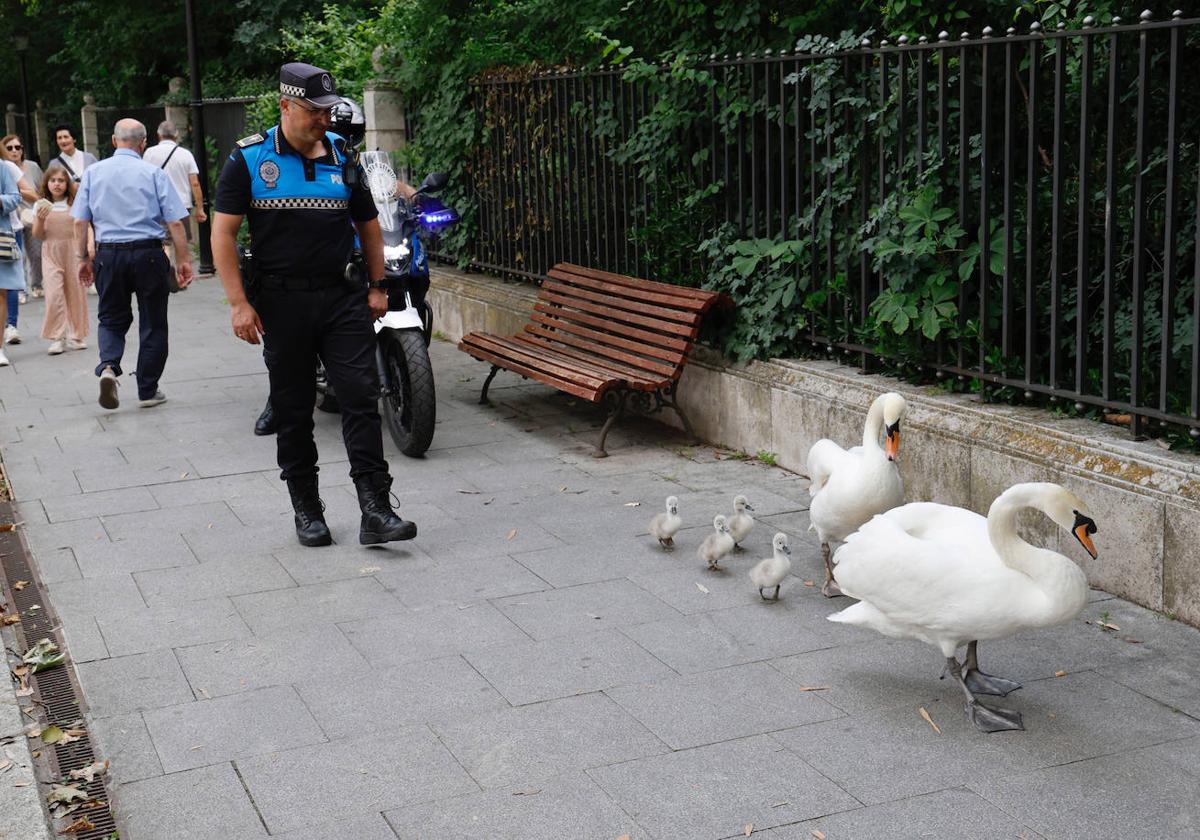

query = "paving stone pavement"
[{"left": 1, "top": 280, "right": 1199, "bottom": 840}]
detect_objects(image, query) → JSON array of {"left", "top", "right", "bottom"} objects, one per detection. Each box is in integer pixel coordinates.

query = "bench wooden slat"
[
  {"left": 552, "top": 263, "right": 721, "bottom": 306},
  {"left": 532, "top": 303, "right": 691, "bottom": 354},
  {"left": 459, "top": 340, "right": 609, "bottom": 402},
  {"left": 462, "top": 334, "right": 609, "bottom": 391},
  {"left": 522, "top": 323, "right": 680, "bottom": 380},
  {"left": 528, "top": 312, "right": 685, "bottom": 373},
  {"left": 547, "top": 267, "right": 710, "bottom": 313},
  {"left": 540, "top": 279, "right": 700, "bottom": 325},
  {"left": 537, "top": 287, "right": 698, "bottom": 339},
  {"left": 511, "top": 335, "right": 666, "bottom": 389}
]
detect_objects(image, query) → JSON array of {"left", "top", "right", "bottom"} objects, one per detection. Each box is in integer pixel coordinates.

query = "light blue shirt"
[{"left": 71, "top": 147, "right": 188, "bottom": 242}]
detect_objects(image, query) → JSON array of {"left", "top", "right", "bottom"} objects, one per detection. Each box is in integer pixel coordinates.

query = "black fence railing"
[{"left": 462, "top": 13, "right": 1200, "bottom": 437}]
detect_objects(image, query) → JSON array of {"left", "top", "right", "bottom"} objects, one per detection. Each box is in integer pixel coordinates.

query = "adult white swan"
[
  {"left": 807, "top": 392, "right": 906, "bottom": 597},
  {"left": 827, "top": 482, "right": 1099, "bottom": 733}
]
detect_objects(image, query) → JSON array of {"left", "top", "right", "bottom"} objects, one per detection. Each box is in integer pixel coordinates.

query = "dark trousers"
[
  {"left": 257, "top": 283, "right": 388, "bottom": 482},
  {"left": 94, "top": 247, "right": 171, "bottom": 400}
]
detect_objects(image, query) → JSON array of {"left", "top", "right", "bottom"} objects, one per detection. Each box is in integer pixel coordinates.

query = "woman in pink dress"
[{"left": 31, "top": 165, "right": 89, "bottom": 354}]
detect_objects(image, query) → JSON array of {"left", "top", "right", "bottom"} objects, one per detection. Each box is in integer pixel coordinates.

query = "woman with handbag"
[
  {"left": 32, "top": 165, "right": 88, "bottom": 355},
  {"left": 3, "top": 135, "right": 44, "bottom": 303},
  {"left": 0, "top": 161, "right": 26, "bottom": 366}
]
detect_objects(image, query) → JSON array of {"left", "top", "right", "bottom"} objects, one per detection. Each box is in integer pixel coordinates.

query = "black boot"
[
  {"left": 287, "top": 477, "right": 332, "bottom": 547},
  {"left": 254, "top": 397, "right": 277, "bottom": 436},
  {"left": 354, "top": 473, "right": 417, "bottom": 544}
]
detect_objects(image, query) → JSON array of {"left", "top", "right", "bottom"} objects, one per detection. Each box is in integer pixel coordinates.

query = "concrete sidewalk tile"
[
  {"left": 237, "top": 727, "right": 479, "bottom": 834},
  {"left": 59, "top": 615, "right": 110, "bottom": 663},
  {"left": 74, "top": 461, "right": 197, "bottom": 493},
  {"left": 40, "top": 486, "right": 159, "bottom": 523},
  {"left": 431, "top": 693, "right": 668, "bottom": 789},
  {"left": 100, "top": 500, "right": 243, "bottom": 541},
  {"left": 969, "top": 740, "right": 1200, "bottom": 840},
  {"left": 622, "top": 603, "right": 837, "bottom": 675},
  {"left": 340, "top": 602, "right": 529, "bottom": 671},
  {"left": 176, "top": 626, "right": 368, "bottom": 699},
  {"left": 232, "top": 576, "right": 404, "bottom": 636},
  {"left": 71, "top": 532, "right": 198, "bottom": 578},
  {"left": 769, "top": 788, "right": 1045, "bottom": 840},
  {"left": 149, "top": 472, "right": 278, "bottom": 508},
  {"left": 492, "top": 578, "right": 681, "bottom": 640},
  {"left": 3, "top": 467, "right": 82, "bottom": 500},
  {"left": 295, "top": 655, "right": 509, "bottom": 740},
  {"left": 384, "top": 772, "right": 649, "bottom": 840},
  {"left": 588, "top": 735, "right": 860, "bottom": 840},
  {"left": 46, "top": 575, "right": 146, "bottom": 618},
  {"left": 463, "top": 630, "right": 674, "bottom": 706},
  {"left": 626, "top": 561, "right": 763, "bottom": 614},
  {"left": 1100, "top": 650, "right": 1200, "bottom": 719},
  {"left": 374, "top": 554, "right": 549, "bottom": 610},
  {"left": 134, "top": 555, "right": 295, "bottom": 605},
  {"left": 182, "top": 523, "right": 300, "bottom": 560},
  {"left": 75, "top": 649, "right": 195, "bottom": 718},
  {"left": 272, "top": 813, "right": 400, "bottom": 840},
  {"left": 95, "top": 598, "right": 253, "bottom": 658},
  {"left": 512, "top": 536, "right": 677, "bottom": 589},
  {"left": 271, "top": 542, "right": 432, "bottom": 585},
  {"left": 89, "top": 713, "right": 165, "bottom": 784},
  {"left": 13, "top": 499, "right": 47, "bottom": 526},
  {"left": 606, "top": 661, "right": 844, "bottom": 750},
  {"left": 143, "top": 685, "right": 328, "bottom": 772},
  {"left": 114, "top": 763, "right": 268, "bottom": 840},
  {"left": 19, "top": 517, "right": 107, "bottom": 555},
  {"left": 27, "top": 546, "right": 81, "bottom": 583}
]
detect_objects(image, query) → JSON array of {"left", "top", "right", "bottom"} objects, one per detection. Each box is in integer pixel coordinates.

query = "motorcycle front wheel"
[{"left": 379, "top": 328, "right": 436, "bottom": 457}]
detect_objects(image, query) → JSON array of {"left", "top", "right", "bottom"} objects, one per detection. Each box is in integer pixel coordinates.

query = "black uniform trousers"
[{"left": 256, "top": 281, "right": 388, "bottom": 482}]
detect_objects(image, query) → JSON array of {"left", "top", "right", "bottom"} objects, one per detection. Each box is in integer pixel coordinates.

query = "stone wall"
[{"left": 429, "top": 264, "right": 1200, "bottom": 627}]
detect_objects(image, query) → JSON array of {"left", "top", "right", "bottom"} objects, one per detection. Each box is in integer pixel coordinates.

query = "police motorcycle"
[{"left": 312, "top": 99, "right": 459, "bottom": 456}]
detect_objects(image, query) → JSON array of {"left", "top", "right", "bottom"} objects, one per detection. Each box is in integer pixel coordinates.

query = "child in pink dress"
[{"left": 32, "top": 165, "right": 89, "bottom": 355}]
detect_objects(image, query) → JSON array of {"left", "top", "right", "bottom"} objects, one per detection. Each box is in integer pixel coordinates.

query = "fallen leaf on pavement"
[
  {"left": 798, "top": 686, "right": 829, "bottom": 692},
  {"left": 2, "top": 613, "right": 19, "bottom": 625},
  {"left": 13, "top": 780, "right": 29, "bottom": 787},
  {"left": 623, "top": 501, "right": 641, "bottom": 507},
  {"left": 803, "top": 580, "right": 815, "bottom": 587},
  {"left": 0, "top": 524, "right": 15, "bottom": 533},
  {"left": 46, "top": 785, "right": 87, "bottom": 806},
  {"left": 12, "top": 579, "right": 28, "bottom": 589},
  {"left": 771, "top": 801, "right": 789, "bottom": 807},
  {"left": 68, "top": 761, "right": 108, "bottom": 783},
  {"left": 457, "top": 489, "right": 481, "bottom": 495},
  {"left": 511, "top": 788, "right": 541, "bottom": 796},
  {"left": 180, "top": 472, "right": 189, "bottom": 479},
  {"left": 22, "top": 639, "right": 65, "bottom": 673},
  {"left": 695, "top": 582, "right": 709, "bottom": 594},
  {"left": 559, "top": 486, "right": 568, "bottom": 492},
  {"left": 617, "top": 835, "right": 631, "bottom": 840},
  {"left": 13, "top": 665, "right": 28, "bottom": 677},
  {"left": 506, "top": 529, "right": 517, "bottom": 540},
  {"left": 359, "top": 566, "right": 381, "bottom": 575},
  {"left": 918, "top": 706, "right": 941, "bottom": 734},
  {"left": 1054, "top": 670, "right": 1067, "bottom": 677},
  {"left": 40, "top": 726, "right": 65, "bottom": 745},
  {"left": 60, "top": 816, "right": 96, "bottom": 834},
  {"left": 744, "top": 823, "right": 754, "bottom": 836},
  {"left": 811, "top": 831, "right": 827, "bottom": 840},
  {"left": 483, "top": 497, "right": 495, "bottom": 505},
  {"left": 0, "top": 759, "right": 13, "bottom": 772}
]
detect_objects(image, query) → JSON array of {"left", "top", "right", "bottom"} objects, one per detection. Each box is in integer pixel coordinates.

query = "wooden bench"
[{"left": 457, "top": 262, "right": 727, "bottom": 456}]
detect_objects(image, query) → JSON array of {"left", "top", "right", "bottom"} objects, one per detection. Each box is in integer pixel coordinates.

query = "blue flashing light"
[{"left": 419, "top": 210, "right": 458, "bottom": 227}]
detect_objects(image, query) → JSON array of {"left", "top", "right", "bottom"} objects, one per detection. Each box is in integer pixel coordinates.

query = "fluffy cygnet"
[
  {"left": 649, "top": 496, "right": 683, "bottom": 549},
  {"left": 749, "top": 532, "right": 792, "bottom": 600},
  {"left": 698, "top": 514, "right": 735, "bottom": 571}
]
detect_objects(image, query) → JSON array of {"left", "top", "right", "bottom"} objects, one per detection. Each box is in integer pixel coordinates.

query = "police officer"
[{"left": 210, "top": 63, "right": 416, "bottom": 547}]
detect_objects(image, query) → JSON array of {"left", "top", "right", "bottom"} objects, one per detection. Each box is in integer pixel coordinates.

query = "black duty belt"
[
  {"left": 96, "top": 239, "right": 164, "bottom": 251},
  {"left": 258, "top": 273, "right": 344, "bottom": 291}
]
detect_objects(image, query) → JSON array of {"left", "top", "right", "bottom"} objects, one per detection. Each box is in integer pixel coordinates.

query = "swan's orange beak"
[
  {"left": 1073, "top": 519, "right": 1098, "bottom": 559},
  {"left": 885, "top": 423, "right": 901, "bottom": 461}
]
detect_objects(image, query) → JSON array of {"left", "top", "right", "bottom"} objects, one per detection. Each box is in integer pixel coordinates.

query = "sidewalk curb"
[{"left": 1, "top": 625, "right": 53, "bottom": 840}]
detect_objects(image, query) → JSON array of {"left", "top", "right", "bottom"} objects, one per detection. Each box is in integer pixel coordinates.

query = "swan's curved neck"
[
  {"left": 986, "top": 487, "right": 1082, "bottom": 617},
  {"left": 862, "top": 399, "right": 886, "bottom": 451},
  {"left": 986, "top": 494, "right": 1041, "bottom": 579}
]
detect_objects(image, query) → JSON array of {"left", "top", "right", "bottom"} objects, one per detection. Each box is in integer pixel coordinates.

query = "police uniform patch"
[
  {"left": 259, "top": 160, "right": 280, "bottom": 189},
  {"left": 321, "top": 73, "right": 333, "bottom": 92},
  {"left": 236, "top": 133, "right": 265, "bottom": 148}
]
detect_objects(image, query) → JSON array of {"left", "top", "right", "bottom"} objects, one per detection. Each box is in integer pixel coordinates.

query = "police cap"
[{"left": 279, "top": 62, "right": 340, "bottom": 108}]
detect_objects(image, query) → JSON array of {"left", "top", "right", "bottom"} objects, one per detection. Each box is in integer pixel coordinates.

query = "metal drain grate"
[{"left": 1, "top": 501, "right": 119, "bottom": 839}]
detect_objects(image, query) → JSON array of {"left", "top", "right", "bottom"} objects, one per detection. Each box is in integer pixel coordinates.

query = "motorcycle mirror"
[{"left": 417, "top": 172, "right": 449, "bottom": 194}]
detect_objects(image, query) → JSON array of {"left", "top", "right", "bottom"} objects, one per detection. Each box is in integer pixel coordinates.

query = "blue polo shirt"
[{"left": 71, "top": 147, "right": 188, "bottom": 242}]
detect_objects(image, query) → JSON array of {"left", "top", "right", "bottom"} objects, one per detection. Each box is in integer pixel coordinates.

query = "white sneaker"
[
  {"left": 98, "top": 367, "right": 119, "bottom": 409},
  {"left": 47, "top": 339, "right": 65, "bottom": 356},
  {"left": 0, "top": 348, "right": 8, "bottom": 366},
  {"left": 3, "top": 325, "right": 19, "bottom": 345},
  {"left": 66, "top": 338, "right": 87, "bottom": 351},
  {"left": 138, "top": 390, "right": 167, "bottom": 408}
]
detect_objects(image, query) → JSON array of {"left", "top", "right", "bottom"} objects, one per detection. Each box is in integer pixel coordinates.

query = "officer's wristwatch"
[{"left": 367, "top": 277, "right": 386, "bottom": 289}]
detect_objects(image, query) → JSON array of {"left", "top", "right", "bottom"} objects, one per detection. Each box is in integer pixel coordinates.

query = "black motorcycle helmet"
[{"left": 331, "top": 97, "right": 365, "bottom": 148}]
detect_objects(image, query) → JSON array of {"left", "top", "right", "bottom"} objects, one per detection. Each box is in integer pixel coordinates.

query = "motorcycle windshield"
[{"left": 361, "top": 150, "right": 400, "bottom": 233}]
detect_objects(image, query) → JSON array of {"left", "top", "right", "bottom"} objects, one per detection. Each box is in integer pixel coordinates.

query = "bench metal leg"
[
  {"left": 594, "top": 391, "right": 628, "bottom": 458},
  {"left": 658, "top": 383, "right": 695, "bottom": 439},
  {"left": 479, "top": 365, "right": 500, "bottom": 405}
]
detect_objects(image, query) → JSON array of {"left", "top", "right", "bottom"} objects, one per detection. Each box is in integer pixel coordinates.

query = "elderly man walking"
[
  {"left": 71, "top": 118, "right": 192, "bottom": 410},
  {"left": 143, "top": 120, "right": 207, "bottom": 273}
]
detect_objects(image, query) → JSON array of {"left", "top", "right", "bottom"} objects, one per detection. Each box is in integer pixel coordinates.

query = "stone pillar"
[
  {"left": 166, "top": 77, "right": 191, "bottom": 145},
  {"left": 80, "top": 94, "right": 99, "bottom": 155},
  {"left": 363, "top": 79, "right": 406, "bottom": 154},
  {"left": 5, "top": 104, "right": 17, "bottom": 136},
  {"left": 33, "top": 100, "right": 50, "bottom": 165}
]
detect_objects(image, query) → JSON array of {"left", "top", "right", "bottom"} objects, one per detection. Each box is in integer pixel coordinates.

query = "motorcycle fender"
[{"left": 375, "top": 293, "right": 424, "bottom": 333}]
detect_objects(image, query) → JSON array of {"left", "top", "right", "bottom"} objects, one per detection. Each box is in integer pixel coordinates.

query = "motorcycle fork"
[{"left": 374, "top": 337, "right": 397, "bottom": 401}]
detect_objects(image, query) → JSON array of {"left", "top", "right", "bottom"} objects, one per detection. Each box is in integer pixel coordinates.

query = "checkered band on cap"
[
  {"left": 251, "top": 197, "right": 350, "bottom": 210},
  {"left": 280, "top": 82, "right": 307, "bottom": 97}
]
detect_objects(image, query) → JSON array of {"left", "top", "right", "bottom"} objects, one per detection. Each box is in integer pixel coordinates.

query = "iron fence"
[{"left": 463, "top": 12, "right": 1200, "bottom": 437}]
